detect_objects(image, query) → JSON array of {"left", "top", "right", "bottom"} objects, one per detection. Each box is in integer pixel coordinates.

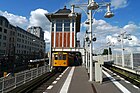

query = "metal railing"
[{"left": 0, "top": 65, "right": 50, "bottom": 93}]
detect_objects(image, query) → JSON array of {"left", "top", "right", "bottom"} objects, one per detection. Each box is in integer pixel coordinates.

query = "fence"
[
  {"left": 113, "top": 52, "right": 140, "bottom": 69},
  {"left": 0, "top": 65, "right": 50, "bottom": 93},
  {"left": 93, "top": 52, "right": 140, "bottom": 69}
]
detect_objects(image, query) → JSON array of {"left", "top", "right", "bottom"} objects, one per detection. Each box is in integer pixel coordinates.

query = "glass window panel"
[
  {"left": 59, "top": 54, "right": 63, "bottom": 60},
  {"left": 56, "top": 19, "right": 62, "bottom": 23},
  {"left": 64, "top": 19, "right": 70, "bottom": 23},
  {"left": 72, "top": 28, "right": 74, "bottom": 31},
  {"left": 3, "top": 36, "right": 6, "bottom": 40},
  {"left": 4, "top": 29, "right": 7, "bottom": 33},
  {"left": 56, "top": 22, "right": 62, "bottom": 27},
  {"left": 56, "top": 27, "right": 62, "bottom": 31},
  {"left": 5, "top": 22, "right": 8, "bottom": 27},
  {"left": 64, "top": 28, "right": 70, "bottom": 31},
  {"left": 0, "top": 19, "right": 3, "bottom": 25},
  {"left": 0, "top": 27, "right": 2, "bottom": 32},
  {"left": 55, "top": 55, "right": 58, "bottom": 60},
  {"left": 64, "top": 19, "right": 70, "bottom": 32},
  {"left": 63, "top": 55, "right": 66, "bottom": 60},
  {"left": 64, "top": 23, "right": 70, "bottom": 27}
]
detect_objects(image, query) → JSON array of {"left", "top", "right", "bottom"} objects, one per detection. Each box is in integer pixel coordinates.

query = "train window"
[
  {"left": 55, "top": 55, "right": 58, "bottom": 60},
  {"left": 63, "top": 55, "right": 66, "bottom": 60},
  {"left": 59, "top": 54, "right": 62, "bottom": 60}
]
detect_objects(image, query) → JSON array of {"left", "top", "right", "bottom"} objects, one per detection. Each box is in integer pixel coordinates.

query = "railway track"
[
  {"left": 104, "top": 64, "right": 140, "bottom": 88},
  {"left": 29, "top": 72, "right": 61, "bottom": 93},
  {"left": 8, "top": 69, "right": 64, "bottom": 93}
]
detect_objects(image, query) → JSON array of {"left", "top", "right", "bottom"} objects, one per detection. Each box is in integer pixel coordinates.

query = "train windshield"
[
  {"left": 54, "top": 54, "right": 67, "bottom": 60},
  {"left": 54, "top": 55, "right": 58, "bottom": 60},
  {"left": 63, "top": 54, "right": 66, "bottom": 60}
]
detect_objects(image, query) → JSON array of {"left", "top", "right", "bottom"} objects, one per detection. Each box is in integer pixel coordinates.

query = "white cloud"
[
  {"left": 111, "top": 0, "right": 128, "bottom": 9},
  {"left": 123, "top": 23, "right": 139, "bottom": 32},
  {"left": 128, "top": 35, "right": 138, "bottom": 46},
  {"left": 28, "top": 9, "right": 50, "bottom": 30},
  {"left": 28, "top": 9, "right": 51, "bottom": 43},
  {"left": 81, "top": 18, "right": 140, "bottom": 52},
  {"left": 44, "top": 31, "right": 51, "bottom": 43},
  {"left": 106, "top": 35, "right": 118, "bottom": 44},
  {"left": 0, "top": 11, "right": 28, "bottom": 28}
]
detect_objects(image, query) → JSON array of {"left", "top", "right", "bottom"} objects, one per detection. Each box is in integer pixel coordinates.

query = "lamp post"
[
  {"left": 117, "top": 31, "right": 132, "bottom": 67},
  {"left": 68, "top": 0, "right": 114, "bottom": 82},
  {"left": 85, "top": 30, "right": 90, "bottom": 73},
  {"left": 84, "top": 31, "right": 89, "bottom": 70}
]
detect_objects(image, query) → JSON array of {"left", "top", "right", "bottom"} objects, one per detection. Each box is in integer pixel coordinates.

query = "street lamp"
[
  {"left": 104, "top": 3, "right": 114, "bottom": 18},
  {"left": 69, "top": 0, "right": 114, "bottom": 82},
  {"left": 84, "top": 31, "right": 90, "bottom": 73},
  {"left": 87, "top": 0, "right": 99, "bottom": 10},
  {"left": 68, "top": 5, "right": 77, "bottom": 18},
  {"left": 117, "top": 31, "right": 132, "bottom": 67}
]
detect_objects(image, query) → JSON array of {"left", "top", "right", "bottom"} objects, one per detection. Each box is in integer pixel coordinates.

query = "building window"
[
  {"left": 72, "top": 19, "right": 75, "bottom": 31},
  {"left": 4, "top": 29, "right": 7, "bottom": 33},
  {"left": 0, "top": 35, "right": 1, "bottom": 39},
  {"left": 3, "top": 42, "right": 6, "bottom": 47},
  {"left": 64, "top": 19, "right": 70, "bottom": 31},
  {"left": 56, "top": 19, "right": 62, "bottom": 32},
  {"left": 5, "top": 21, "right": 8, "bottom": 27},
  {"left": 13, "top": 32, "right": 15, "bottom": 36},
  {"left": 0, "top": 27, "right": 2, "bottom": 32},
  {"left": 9, "top": 38, "right": 11, "bottom": 42},
  {"left": 10, "top": 31, "right": 12, "bottom": 35},
  {"left": 3, "top": 36, "right": 6, "bottom": 40},
  {"left": 0, "top": 19, "right": 3, "bottom": 25}
]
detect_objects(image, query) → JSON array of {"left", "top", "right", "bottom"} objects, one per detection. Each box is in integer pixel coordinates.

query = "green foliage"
[
  {"left": 102, "top": 49, "right": 108, "bottom": 55},
  {"left": 102, "top": 47, "right": 112, "bottom": 55}
]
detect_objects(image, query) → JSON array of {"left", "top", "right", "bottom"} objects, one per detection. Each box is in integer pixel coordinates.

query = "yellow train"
[
  {"left": 52, "top": 52, "right": 82, "bottom": 71},
  {"left": 53, "top": 52, "right": 69, "bottom": 67}
]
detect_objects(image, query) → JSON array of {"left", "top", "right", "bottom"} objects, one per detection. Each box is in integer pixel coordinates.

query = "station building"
[
  {"left": 45, "top": 6, "right": 85, "bottom": 67},
  {"left": 45, "top": 6, "right": 81, "bottom": 51}
]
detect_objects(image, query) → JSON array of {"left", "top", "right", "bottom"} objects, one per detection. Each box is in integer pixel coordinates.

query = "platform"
[{"left": 43, "top": 66, "right": 140, "bottom": 93}]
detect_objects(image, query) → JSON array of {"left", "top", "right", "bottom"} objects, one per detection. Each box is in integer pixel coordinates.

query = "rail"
[
  {"left": 104, "top": 64, "right": 140, "bottom": 88},
  {"left": 0, "top": 65, "right": 50, "bottom": 93}
]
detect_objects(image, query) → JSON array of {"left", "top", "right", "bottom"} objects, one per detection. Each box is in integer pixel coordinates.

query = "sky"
[{"left": 0, "top": 0, "right": 140, "bottom": 53}]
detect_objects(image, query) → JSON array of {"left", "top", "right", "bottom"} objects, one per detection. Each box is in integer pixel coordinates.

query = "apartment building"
[
  {"left": 0, "top": 16, "right": 45, "bottom": 74},
  {"left": 0, "top": 16, "right": 45, "bottom": 57}
]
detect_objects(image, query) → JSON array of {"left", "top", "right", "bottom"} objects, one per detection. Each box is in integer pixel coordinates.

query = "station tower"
[
  {"left": 45, "top": 6, "right": 81, "bottom": 50},
  {"left": 45, "top": 6, "right": 83, "bottom": 67}
]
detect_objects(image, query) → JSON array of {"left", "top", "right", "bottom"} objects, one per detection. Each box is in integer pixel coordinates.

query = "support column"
[{"left": 89, "top": 9, "right": 93, "bottom": 81}]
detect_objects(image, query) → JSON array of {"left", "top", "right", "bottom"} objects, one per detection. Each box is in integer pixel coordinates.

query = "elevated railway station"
[{"left": 0, "top": 3, "right": 140, "bottom": 93}]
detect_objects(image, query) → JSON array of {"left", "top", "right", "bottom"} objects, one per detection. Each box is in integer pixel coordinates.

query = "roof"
[
  {"left": 55, "top": 6, "right": 71, "bottom": 14},
  {"left": 0, "top": 16, "right": 9, "bottom": 23},
  {"left": 45, "top": 6, "right": 81, "bottom": 32},
  {"left": 45, "top": 6, "right": 72, "bottom": 21}
]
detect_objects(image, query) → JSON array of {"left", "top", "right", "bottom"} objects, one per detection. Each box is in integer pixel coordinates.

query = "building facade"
[
  {"left": 0, "top": 16, "right": 45, "bottom": 75},
  {"left": 27, "top": 26, "right": 44, "bottom": 40},
  {"left": 0, "top": 16, "right": 45, "bottom": 57}
]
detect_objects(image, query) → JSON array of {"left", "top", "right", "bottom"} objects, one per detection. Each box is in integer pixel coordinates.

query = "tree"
[
  {"left": 109, "top": 47, "right": 112, "bottom": 55},
  {"left": 102, "top": 49, "right": 108, "bottom": 55},
  {"left": 102, "top": 48, "right": 112, "bottom": 55}
]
